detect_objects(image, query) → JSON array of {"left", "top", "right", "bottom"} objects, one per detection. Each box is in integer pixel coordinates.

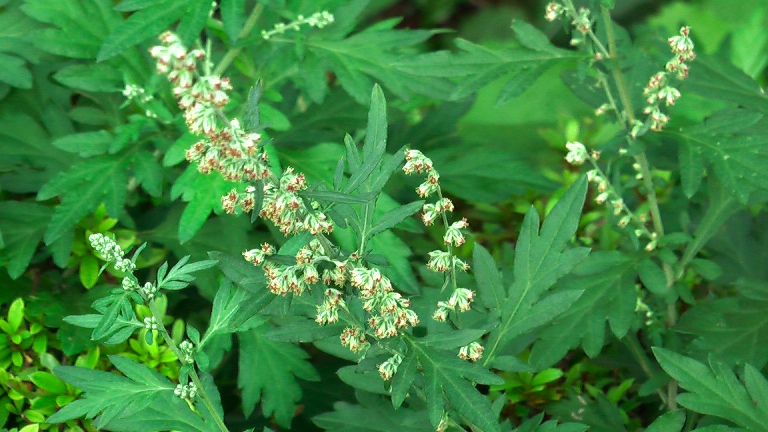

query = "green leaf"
[
  {"left": 133, "top": 150, "right": 163, "bottom": 197},
  {"left": 156, "top": 255, "right": 217, "bottom": 290},
  {"left": 673, "top": 109, "right": 768, "bottom": 203},
  {"left": 514, "top": 413, "right": 588, "bottom": 432},
  {"left": 114, "top": 0, "right": 157, "bottom": 11},
  {"left": 644, "top": 410, "right": 686, "bottom": 432},
  {"left": 23, "top": 0, "right": 121, "bottom": 60},
  {"left": 547, "top": 394, "right": 628, "bottom": 432},
  {"left": 337, "top": 366, "right": 388, "bottom": 395},
  {"left": 366, "top": 201, "right": 423, "bottom": 240},
  {"left": 170, "top": 166, "right": 237, "bottom": 243},
  {"left": 638, "top": 259, "right": 668, "bottom": 295},
  {"left": 260, "top": 102, "right": 291, "bottom": 131},
  {"left": 0, "top": 52, "right": 31, "bottom": 88},
  {"left": 242, "top": 83, "right": 262, "bottom": 131},
  {"left": 343, "top": 151, "right": 384, "bottom": 195},
  {"left": 677, "top": 178, "right": 741, "bottom": 281},
  {"left": 491, "top": 356, "right": 532, "bottom": 373},
  {"left": 38, "top": 155, "right": 131, "bottom": 244},
  {"left": 511, "top": 20, "right": 559, "bottom": 54},
  {"left": 53, "top": 63, "right": 122, "bottom": 92},
  {"left": 265, "top": 320, "right": 345, "bottom": 343},
  {"left": 48, "top": 355, "right": 210, "bottom": 430},
  {"left": 417, "top": 329, "right": 487, "bottom": 350},
  {"left": 200, "top": 282, "right": 271, "bottom": 347},
  {"left": 176, "top": 0, "right": 211, "bottom": 44},
  {"left": 97, "top": 0, "right": 189, "bottom": 61},
  {"left": 91, "top": 292, "right": 137, "bottom": 342},
  {"left": 472, "top": 243, "right": 505, "bottom": 310},
  {"left": 685, "top": 55, "right": 768, "bottom": 113},
  {"left": 363, "top": 84, "right": 387, "bottom": 159},
  {"left": 7, "top": 298, "right": 23, "bottom": 331},
  {"left": 79, "top": 254, "right": 100, "bottom": 289},
  {"left": 391, "top": 351, "right": 418, "bottom": 408},
  {"left": 679, "top": 140, "right": 705, "bottom": 198},
  {"left": 407, "top": 339, "right": 502, "bottom": 431},
  {"left": 396, "top": 38, "right": 583, "bottom": 100},
  {"left": 210, "top": 251, "right": 266, "bottom": 292},
  {"left": 313, "top": 391, "right": 432, "bottom": 432},
  {"left": 653, "top": 348, "right": 768, "bottom": 430},
  {"left": 220, "top": 0, "right": 245, "bottom": 40},
  {"left": 677, "top": 297, "right": 768, "bottom": 369},
  {"left": 238, "top": 325, "right": 320, "bottom": 428},
  {"left": 495, "top": 63, "right": 548, "bottom": 106},
  {"left": 529, "top": 252, "right": 638, "bottom": 368},
  {"left": 0, "top": 202, "right": 51, "bottom": 279},
  {"left": 483, "top": 176, "right": 589, "bottom": 366},
  {"left": 29, "top": 371, "right": 68, "bottom": 395},
  {"left": 52, "top": 131, "right": 111, "bottom": 157},
  {"left": 301, "top": 25, "right": 457, "bottom": 103}
]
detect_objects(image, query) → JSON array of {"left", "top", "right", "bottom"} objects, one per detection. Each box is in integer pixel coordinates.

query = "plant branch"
[
  {"left": 597, "top": 4, "right": 678, "bottom": 409},
  {"left": 148, "top": 300, "right": 230, "bottom": 432},
  {"left": 623, "top": 332, "right": 668, "bottom": 405}
]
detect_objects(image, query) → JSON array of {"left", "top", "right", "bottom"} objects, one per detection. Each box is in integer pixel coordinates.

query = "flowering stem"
[
  {"left": 147, "top": 301, "right": 230, "bottom": 431},
  {"left": 436, "top": 188, "right": 459, "bottom": 295},
  {"left": 213, "top": 3, "right": 265, "bottom": 76},
  {"left": 597, "top": 5, "right": 678, "bottom": 409}
]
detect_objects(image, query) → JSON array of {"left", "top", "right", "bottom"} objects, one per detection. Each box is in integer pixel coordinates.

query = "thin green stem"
[
  {"left": 189, "top": 368, "right": 230, "bottom": 432},
  {"left": 213, "top": 4, "right": 265, "bottom": 76},
  {"left": 623, "top": 332, "right": 667, "bottom": 405}
]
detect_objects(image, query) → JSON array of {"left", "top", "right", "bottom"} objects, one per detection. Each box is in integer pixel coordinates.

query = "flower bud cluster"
[
  {"left": 259, "top": 168, "right": 333, "bottom": 235},
  {"left": 242, "top": 243, "right": 276, "bottom": 266},
  {"left": 636, "top": 27, "right": 695, "bottom": 134},
  {"left": 433, "top": 288, "right": 475, "bottom": 322},
  {"left": 151, "top": 33, "right": 334, "bottom": 238},
  {"left": 402, "top": 149, "right": 475, "bottom": 322},
  {"left": 143, "top": 316, "right": 158, "bottom": 330},
  {"left": 122, "top": 84, "right": 152, "bottom": 103},
  {"left": 351, "top": 266, "right": 419, "bottom": 339},
  {"left": 179, "top": 340, "right": 196, "bottom": 364},
  {"left": 544, "top": 2, "right": 565, "bottom": 21},
  {"left": 261, "top": 239, "right": 326, "bottom": 296},
  {"left": 150, "top": 33, "right": 271, "bottom": 185},
  {"left": 245, "top": 234, "right": 419, "bottom": 350},
  {"left": 261, "top": 11, "right": 335, "bottom": 40},
  {"left": 174, "top": 382, "right": 197, "bottom": 400},
  {"left": 340, "top": 327, "right": 369, "bottom": 353},
  {"left": 404, "top": 149, "right": 440, "bottom": 199},
  {"left": 122, "top": 277, "right": 140, "bottom": 292},
  {"left": 89, "top": 233, "right": 136, "bottom": 273},
  {"left": 458, "top": 342, "right": 484, "bottom": 362},
  {"left": 544, "top": 2, "right": 591, "bottom": 45},
  {"left": 316, "top": 288, "right": 345, "bottom": 325},
  {"left": 377, "top": 353, "right": 403, "bottom": 381}
]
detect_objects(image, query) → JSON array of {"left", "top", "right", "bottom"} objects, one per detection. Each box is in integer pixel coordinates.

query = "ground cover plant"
[{"left": 1, "top": 0, "right": 768, "bottom": 431}]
